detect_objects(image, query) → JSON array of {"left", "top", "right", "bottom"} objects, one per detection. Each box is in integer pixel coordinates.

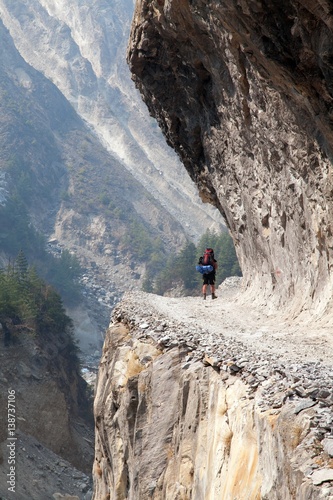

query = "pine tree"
[
  {"left": 15, "top": 249, "right": 29, "bottom": 279},
  {"left": 177, "top": 242, "right": 197, "bottom": 289}
]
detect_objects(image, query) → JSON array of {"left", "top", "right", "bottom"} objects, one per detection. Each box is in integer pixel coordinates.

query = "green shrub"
[{"left": 0, "top": 253, "right": 80, "bottom": 370}]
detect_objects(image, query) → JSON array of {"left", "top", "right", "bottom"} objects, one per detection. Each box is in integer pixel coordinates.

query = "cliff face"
[
  {"left": 128, "top": 0, "right": 333, "bottom": 317},
  {"left": 0, "top": 323, "right": 94, "bottom": 499},
  {"left": 93, "top": 290, "right": 333, "bottom": 499},
  {"left": 93, "top": 4, "right": 333, "bottom": 497}
]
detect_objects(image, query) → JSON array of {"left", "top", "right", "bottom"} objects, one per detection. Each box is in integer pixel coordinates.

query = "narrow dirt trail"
[{"left": 147, "top": 281, "right": 333, "bottom": 366}]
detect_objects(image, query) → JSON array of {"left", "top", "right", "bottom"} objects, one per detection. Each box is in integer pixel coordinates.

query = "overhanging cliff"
[{"left": 127, "top": 0, "right": 333, "bottom": 317}]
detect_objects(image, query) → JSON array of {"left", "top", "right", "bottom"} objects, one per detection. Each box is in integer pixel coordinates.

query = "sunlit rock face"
[
  {"left": 92, "top": 294, "right": 323, "bottom": 499},
  {"left": 128, "top": 0, "right": 333, "bottom": 317}
]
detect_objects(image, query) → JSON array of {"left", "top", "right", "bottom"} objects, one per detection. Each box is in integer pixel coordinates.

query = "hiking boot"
[
  {"left": 203, "top": 293, "right": 206, "bottom": 300},
  {"left": 212, "top": 293, "right": 217, "bottom": 299}
]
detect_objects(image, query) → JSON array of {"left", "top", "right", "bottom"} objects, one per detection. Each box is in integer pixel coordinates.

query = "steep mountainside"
[
  {"left": 0, "top": 317, "right": 94, "bottom": 499},
  {"left": 91, "top": 3, "right": 333, "bottom": 498},
  {"left": 128, "top": 0, "right": 333, "bottom": 319},
  {"left": 0, "top": 0, "right": 224, "bottom": 242},
  {"left": 0, "top": 16, "right": 193, "bottom": 353}
]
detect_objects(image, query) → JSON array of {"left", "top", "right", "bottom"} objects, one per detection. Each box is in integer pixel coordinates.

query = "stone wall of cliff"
[
  {"left": 92, "top": 292, "right": 333, "bottom": 499},
  {"left": 127, "top": 0, "right": 333, "bottom": 318},
  {"left": 0, "top": 321, "right": 93, "bottom": 478}
]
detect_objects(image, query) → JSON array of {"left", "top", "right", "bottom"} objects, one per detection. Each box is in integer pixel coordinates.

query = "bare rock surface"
[
  {"left": 0, "top": 431, "right": 92, "bottom": 500},
  {"left": 0, "top": 0, "right": 224, "bottom": 243},
  {"left": 93, "top": 280, "right": 333, "bottom": 499},
  {"left": 0, "top": 324, "right": 94, "bottom": 500}
]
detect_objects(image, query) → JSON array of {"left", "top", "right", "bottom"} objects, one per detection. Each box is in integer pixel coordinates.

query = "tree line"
[
  {"left": 0, "top": 196, "right": 82, "bottom": 305},
  {"left": 0, "top": 251, "right": 79, "bottom": 368}
]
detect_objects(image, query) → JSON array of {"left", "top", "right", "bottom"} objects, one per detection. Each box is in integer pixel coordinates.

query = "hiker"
[{"left": 198, "top": 248, "right": 218, "bottom": 300}]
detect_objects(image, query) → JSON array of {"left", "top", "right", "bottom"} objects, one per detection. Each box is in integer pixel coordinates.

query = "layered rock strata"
[
  {"left": 93, "top": 289, "right": 333, "bottom": 499},
  {"left": 128, "top": 0, "right": 333, "bottom": 317}
]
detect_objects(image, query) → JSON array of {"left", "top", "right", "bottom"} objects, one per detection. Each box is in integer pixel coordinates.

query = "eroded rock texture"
[
  {"left": 128, "top": 0, "right": 333, "bottom": 316},
  {"left": 92, "top": 294, "right": 329, "bottom": 499}
]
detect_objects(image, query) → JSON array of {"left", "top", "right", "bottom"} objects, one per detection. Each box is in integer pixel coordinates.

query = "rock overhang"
[{"left": 128, "top": 0, "right": 333, "bottom": 318}]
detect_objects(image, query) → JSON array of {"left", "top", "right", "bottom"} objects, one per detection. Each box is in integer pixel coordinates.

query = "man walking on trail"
[{"left": 199, "top": 248, "right": 218, "bottom": 300}]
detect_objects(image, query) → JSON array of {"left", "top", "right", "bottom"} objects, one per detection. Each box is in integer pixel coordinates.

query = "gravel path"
[{"left": 145, "top": 278, "right": 333, "bottom": 366}]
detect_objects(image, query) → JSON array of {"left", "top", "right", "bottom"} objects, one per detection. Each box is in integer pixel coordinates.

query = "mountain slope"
[
  {"left": 0, "top": 16, "right": 192, "bottom": 353},
  {"left": 0, "top": 0, "right": 225, "bottom": 242}
]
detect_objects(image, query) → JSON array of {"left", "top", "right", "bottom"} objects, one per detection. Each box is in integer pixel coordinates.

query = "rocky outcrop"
[
  {"left": 93, "top": 290, "right": 333, "bottom": 499},
  {"left": 128, "top": 0, "right": 333, "bottom": 317},
  {"left": 0, "top": 323, "right": 94, "bottom": 499}
]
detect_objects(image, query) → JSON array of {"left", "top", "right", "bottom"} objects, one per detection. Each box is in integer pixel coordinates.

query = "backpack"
[
  {"left": 203, "top": 248, "right": 214, "bottom": 266},
  {"left": 196, "top": 264, "right": 214, "bottom": 274},
  {"left": 196, "top": 248, "right": 215, "bottom": 274}
]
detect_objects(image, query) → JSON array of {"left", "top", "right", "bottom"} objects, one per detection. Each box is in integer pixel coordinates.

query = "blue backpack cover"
[{"left": 196, "top": 264, "right": 214, "bottom": 274}]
